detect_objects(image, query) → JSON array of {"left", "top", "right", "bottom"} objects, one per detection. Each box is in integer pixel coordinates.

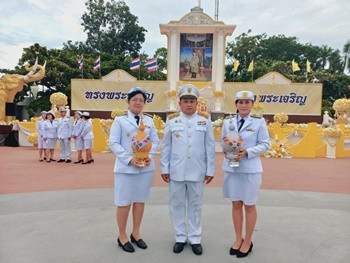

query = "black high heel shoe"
[
  {"left": 130, "top": 234, "right": 147, "bottom": 249},
  {"left": 74, "top": 159, "right": 84, "bottom": 164},
  {"left": 230, "top": 239, "right": 244, "bottom": 255},
  {"left": 236, "top": 242, "right": 253, "bottom": 258},
  {"left": 117, "top": 238, "right": 135, "bottom": 253}
]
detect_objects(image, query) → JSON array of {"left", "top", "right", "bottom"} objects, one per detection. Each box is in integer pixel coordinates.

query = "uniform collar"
[
  {"left": 180, "top": 111, "right": 197, "bottom": 119},
  {"left": 235, "top": 114, "right": 252, "bottom": 132},
  {"left": 128, "top": 110, "right": 141, "bottom": 127}
]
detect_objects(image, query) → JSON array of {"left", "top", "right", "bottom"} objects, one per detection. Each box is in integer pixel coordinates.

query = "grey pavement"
[{"left": 1, "top": 187, "right": 350, "bottom": 263}]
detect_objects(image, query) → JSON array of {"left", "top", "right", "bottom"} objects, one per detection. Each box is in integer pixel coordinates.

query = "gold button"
[
  {"left": 188, "top": 135, "right": 191, "bottom": 138},
  {"left": 188, "top": 145, "right": 191, "bottom": 148},
  {"left": 188, "top": 156, "right": 191, "bottom": 159},
  {"left": 188, "top": 125, "right": 191, "bottom": 128}
]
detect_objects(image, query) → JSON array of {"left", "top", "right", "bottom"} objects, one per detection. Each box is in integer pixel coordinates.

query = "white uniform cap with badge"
[
  {"left": 178, "top": 84, "right": 200, "bottom": 99},
  {"left": 82, "top": 112, "right": 90, "bottom": 117},
  {"left": 59, "top": 107, "right": 67, "bottom": 112},
  {"left": 75, "top": 111, "right": 83, "bottom": 116},
  {"left": 235, "top": 90, "right": 255, "bottom": 102},
  {"left": 41, "top": 110, "right": 47, "bottom": 114}
]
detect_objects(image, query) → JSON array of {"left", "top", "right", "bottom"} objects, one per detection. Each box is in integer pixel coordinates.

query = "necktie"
[
  {"left": 50, "top": 120, "right": 53, "bottom": 124},
  {"left": 135, "top": 115, "right": 140, "bottom": 125},
  {"left": 238, "top": 119, "right": 245, "bottom": 132}
]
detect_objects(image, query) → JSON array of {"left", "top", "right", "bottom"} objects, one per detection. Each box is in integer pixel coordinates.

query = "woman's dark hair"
[
  {"left": 127, "top": 90, "right": 147, "bottom": 103},
  {"left": 83, "top": 115, "right": 90, "bottom": 120},
  {"left": 46, "top": 113, "right": 55, "bottom": 120}
]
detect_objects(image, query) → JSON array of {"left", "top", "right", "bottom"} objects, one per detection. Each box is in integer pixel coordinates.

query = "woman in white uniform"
[
  {"left": 72, "top": 111, "right": 84, "bottom": 164},
  {"left": 221, "top": 91, "right": 270, "bottom": 258},
  {"left": 109, "top": 87, "right": 159, "bottom": 253},
  {"left": 36, "top": 111, "right": 47, "bottom": 161},
  {"left": 43, "top": 111, "right": 58, "bottom": 163},
  {"left": 81, "top": 112, "right": 94, "bottom": 164}
]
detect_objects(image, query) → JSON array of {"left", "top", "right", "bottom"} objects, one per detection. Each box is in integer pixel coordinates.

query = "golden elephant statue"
[{"left": 0, "top": 58, "right": 46, "bottom": 123}]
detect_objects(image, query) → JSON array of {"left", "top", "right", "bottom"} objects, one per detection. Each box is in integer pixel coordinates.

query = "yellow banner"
[
  {"left": 71, "top": 79, "right": 168, "bottom": 112},
  {"left": 223, "top": 83, "right": 322, "bottom": 115}
]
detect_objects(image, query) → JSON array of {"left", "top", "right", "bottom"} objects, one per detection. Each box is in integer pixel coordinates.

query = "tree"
[
  {"left": 343, "top": 40, "right": 350, "bottom": 72},
  {"left": 81, "top": 0, "right": 147, "bottom": 56}
]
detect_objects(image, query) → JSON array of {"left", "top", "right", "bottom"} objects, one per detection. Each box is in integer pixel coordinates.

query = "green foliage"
[
  {"left": 81, "top": 0, "right": 146, "bottom": 56},
  {"left": 226, "top": 30, "right": 350, "bottom": 112}
]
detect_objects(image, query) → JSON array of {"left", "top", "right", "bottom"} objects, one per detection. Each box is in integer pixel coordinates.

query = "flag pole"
[
  {"left": 99, "top": 56, "right": 101, "bottom": 78},
  {"left": 138, "top": 54, "right": 141, "bottom": 80}
]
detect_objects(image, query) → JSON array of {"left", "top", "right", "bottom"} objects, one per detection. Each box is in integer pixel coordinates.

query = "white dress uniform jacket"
[
  {"left": 43, "top": 120, "right": 58, "bottom": 139},
  {"left": 72, "top": 118, "right": 84, "bottom": 138},
  {"left": 221, "top": 114, "right": 270, "bottom": 173},
  {"left": 161, "top": 111, "right": 215, "bottom": 181},
  {"left": 57, "top": 116, "right": 72, "bottom": 139},
  {"left": 109, "top": 111, "right": 159, "bottom": 174},
  {"left": 81, "top": 119, "right": 94, "bottom": 139}
]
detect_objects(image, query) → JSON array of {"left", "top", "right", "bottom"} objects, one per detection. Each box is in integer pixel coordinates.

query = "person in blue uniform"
[
  {"left": 109, "top": 87, "right": 159, "bottom": 253},
  {"left": 57, "top": 107, "right": 72, "bottom": 163},
  {"left": 81, "top": 112, "right": 94, "bottom": 164},
  {"left": 36, "top": 111, "right": 47, "bottom": 162},
  {"left": 221, "top": 91, "right": 270, "bottom": 258},
  {"left": 161, "top": 84, "right": 215, "bottom": 256},
  {"left": 71, "top": 111, "right": 84, "bottom": 164},
  {"left": 43, "top": 111, "right": 58, "bottom": 163}
]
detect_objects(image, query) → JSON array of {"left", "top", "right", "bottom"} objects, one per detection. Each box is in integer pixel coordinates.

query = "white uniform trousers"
[
  {"left": 59, "top": 138, "right": 71, "bottom": 160},
  {"left": 169, "top": 180, "right": 204, "bottom": 244}
]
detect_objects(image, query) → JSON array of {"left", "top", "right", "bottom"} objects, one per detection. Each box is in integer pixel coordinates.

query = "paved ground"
[
  {"left": 1, "top": 188, "right": 350, "bottom": 263},
  {"left": 1, "top": 147, "right": 350, "bottom": 194},
  {"left": 1, "top": 147, "right": 350, "bottom": 263}
]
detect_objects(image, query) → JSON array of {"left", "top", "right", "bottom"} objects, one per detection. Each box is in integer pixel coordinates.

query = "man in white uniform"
[
  {"left": 161, "top": 84, "right": 215, "bottom": 255},
  {"left": 57, "top": 107, "right": 72, "bottom": 163}
]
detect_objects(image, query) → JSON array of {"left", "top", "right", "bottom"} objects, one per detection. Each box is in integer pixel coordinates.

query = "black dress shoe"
[
  {"left": 74, "top": 159, "right": 83, "bottom": 164},
  {"left": 173, "top": 242, "right": 186, "bottom": 253},
  {"left": 237, "top": 242, "right": 253, "bottom": 258},
  {"left": 191, "top": 243, "right": 203, "bottom": 255},
  {"left": 230, "top": 239, "right": 244, "bottom": 255},
  {"left": 117, "top": 238, "right": 135, "bottom": 253},
  {"left": 50, "top": 159, "right": 56, "bottom": 162},
  {"left": 57, "top": 159, "right": 65, "bottom": 163},
  {"left": 130, "top": 234, "right": 147, "bottom": 249},
  {"left": 66, "top": 159, "right": 71, "bottom": 163}
]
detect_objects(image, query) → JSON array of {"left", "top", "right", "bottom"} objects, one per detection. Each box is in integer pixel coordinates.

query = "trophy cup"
[
  {"left": 131, "top": 116, "right": 152, "bottom": 167},
  {"left": 221, "top": 117, "right": 243, "bottom": 167}
]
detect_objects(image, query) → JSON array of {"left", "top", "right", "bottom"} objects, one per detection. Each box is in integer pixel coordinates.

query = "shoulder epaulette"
[
  {"left": 225, "top": 114, "right": 236, "bottom": 119},
  {"left": 251, "top": 114, "right": 262, "bottom": 119},
  {"left": 197, "top": 111, "right": 209, "bottom": 119},
  {"left": 143, "top": 113, "right": 153, "bottom": 118},
  {"left": 167, "top": 112, "right": 180, "bottom": 120}
]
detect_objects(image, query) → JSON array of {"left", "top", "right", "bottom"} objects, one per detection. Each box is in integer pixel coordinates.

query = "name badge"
[
  {"left": 197, "top": 121, "right": 206, "bottom": 125},
  {"left": 246, "top": 128, "right": 255, "bottom": 132}
]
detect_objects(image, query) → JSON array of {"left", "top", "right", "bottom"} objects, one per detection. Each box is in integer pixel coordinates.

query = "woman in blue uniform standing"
[
  {"left": 81, "top": 112, "right": 94, "bottom": 164},
  {"left": 109, "top": 87, "right": 159, "bottom": 253},
  {"left": 221, "top": 91, "right": 270, "bottom": 258},
  {"left": 72, "top": 111, "right": 84, "bottom": 164},
  {"left": 36, "top": 110, "right": 47, "bottom": 161},
  {"left": 43, "top": 111, "right": 58, "bottom": 163}
]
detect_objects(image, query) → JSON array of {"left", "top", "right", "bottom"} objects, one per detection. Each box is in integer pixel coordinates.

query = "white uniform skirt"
[
  {"left": 223, "top": 172, "right": 262, "bottom": 205},
  {"left": 114, "top": 172, "right": 154, "bottom": 206},
  {"left": 38, "top": 136, "right": 44, "bottom": 149},
  {"left": 83, "top": 139, "right": 93, "bottom": 150},
  {"left": 44, "top": 138, "right": 57, "bottom": 149},
  {"left": 74, "top": 138, "right": 84, "bottom": 151}
]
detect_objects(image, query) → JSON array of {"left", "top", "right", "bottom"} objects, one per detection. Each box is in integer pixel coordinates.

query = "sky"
[{"left": 0, "top": 0, "right": 350, "bottom": 69}]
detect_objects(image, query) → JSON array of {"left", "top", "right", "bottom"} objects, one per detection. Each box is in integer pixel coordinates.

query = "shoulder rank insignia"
[
  {"left": 225, "top": 114, "right": 236, "bottom": 119},
  {"left": 168, "top": 112, "right": 180, "bottom": 120},
  {"left": 197, "top": 111, "right": 209, "bottom": 119},
  {"left": 143, "top": 113, "right": 154, "bottom": 118},
  {"left": 251, "top": 115, "right": 262, "bottom": 119}
]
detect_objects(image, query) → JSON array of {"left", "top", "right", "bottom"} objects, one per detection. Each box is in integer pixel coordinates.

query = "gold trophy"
[{"left": 131, "top": 116, "right": 152, "bottom": 167}]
